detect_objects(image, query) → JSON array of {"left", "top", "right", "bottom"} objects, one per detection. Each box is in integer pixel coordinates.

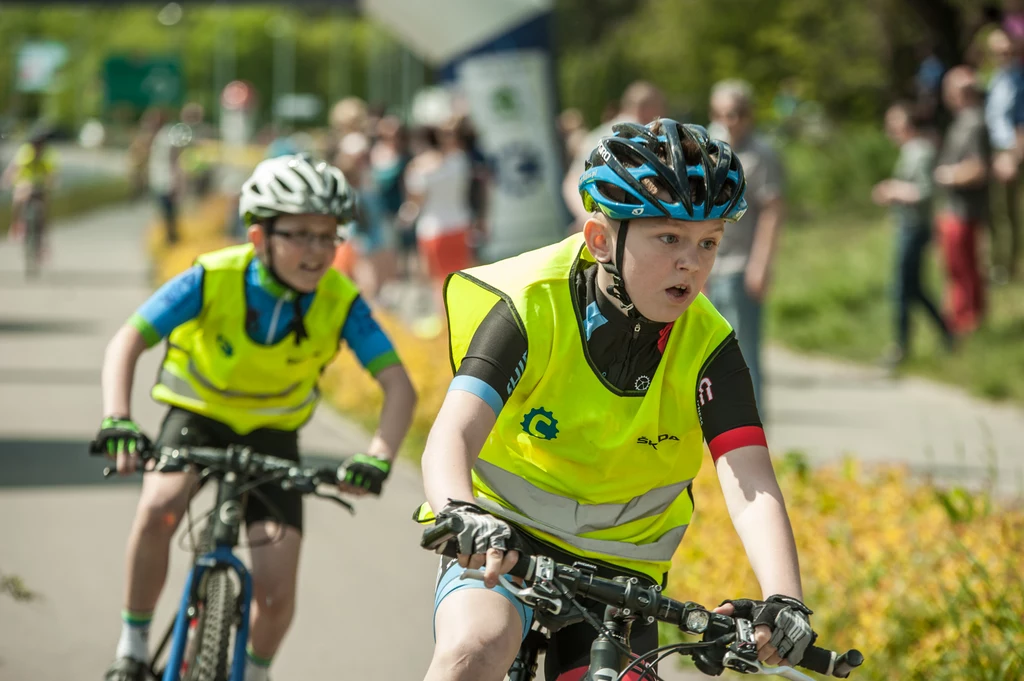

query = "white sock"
[
  {"left": 244, "top": 653, "right": 271, "bottom": 681},
  {"left": 115, "top": 611, "right": 152, "bottom": 662}
]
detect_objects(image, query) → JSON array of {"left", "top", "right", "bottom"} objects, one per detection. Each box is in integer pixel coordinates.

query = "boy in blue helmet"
[{"left": 416, "top": 119, "right": 814, "bottom": 681}]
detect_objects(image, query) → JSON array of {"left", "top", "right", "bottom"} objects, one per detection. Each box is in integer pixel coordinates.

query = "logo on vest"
[
  {"left": 698, "top": 377, "right": 714, "bottom": 405},
  {"left": 637, "top": 434, "right": 680, "bottom": 450},
  {"left": 216, "top": 334, "right": 234, "bottom": 357},
  {"left": 521, "top": 407, "right": 558, "bottom": 440}
]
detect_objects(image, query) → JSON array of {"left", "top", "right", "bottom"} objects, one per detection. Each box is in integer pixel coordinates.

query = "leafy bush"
[{"left": 667, "top": 454, "right": 1024, "bottom": 681}]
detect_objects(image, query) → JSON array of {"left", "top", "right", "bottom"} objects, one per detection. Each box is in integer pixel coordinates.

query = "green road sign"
[{"left": 103, "top": 55, "right": 183, "bottom": 111}]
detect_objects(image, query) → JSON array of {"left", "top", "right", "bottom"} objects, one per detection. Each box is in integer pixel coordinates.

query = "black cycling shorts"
[{"left": 155, "top": 407, "right": 304, "bottom": 534}]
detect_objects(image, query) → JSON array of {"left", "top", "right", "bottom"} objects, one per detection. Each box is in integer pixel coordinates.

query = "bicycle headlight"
[{"left": 686, "top": 609, "right": 710, "bottom": 633}]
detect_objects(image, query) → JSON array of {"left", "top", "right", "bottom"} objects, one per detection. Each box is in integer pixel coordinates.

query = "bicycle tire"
[{"left": 183, "top": 567, "right": 237, "bottom": 681}]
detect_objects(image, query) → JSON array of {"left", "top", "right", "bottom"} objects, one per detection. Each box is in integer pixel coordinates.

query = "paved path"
[
  {"left": 0, "top": 204, "right": 438, "bottom": 681},
  {"left": 762, "top": 346, "right": 1024, "bottom": 497},
  {"left": 2, "top": 203, "right": 1022, "bottom": 681}
]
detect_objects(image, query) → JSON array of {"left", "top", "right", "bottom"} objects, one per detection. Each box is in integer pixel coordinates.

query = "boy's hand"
[
  {"left": 94, "top": 417, "right": 151, "bottom": 475},
  {"left": 714, "top": 595, "right": 814, "bottom": 667},
  {"left": 435, "top": 501, "right": 519, "bottom": 588},
  {"left": 338, "top": 453, "right": 391, "bottom": 496}
]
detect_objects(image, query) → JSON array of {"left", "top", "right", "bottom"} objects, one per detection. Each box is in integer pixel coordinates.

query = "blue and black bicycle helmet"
[{"left": 577, "top": 118, "right": 747, "bottom": 319}]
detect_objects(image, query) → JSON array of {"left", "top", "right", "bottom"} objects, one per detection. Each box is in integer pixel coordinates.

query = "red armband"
[{"left": 708, "top": 425, "right": 767, "bottom": 463}]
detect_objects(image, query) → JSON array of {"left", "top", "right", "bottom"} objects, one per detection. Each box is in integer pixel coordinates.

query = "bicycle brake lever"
[
  {"left": 459, "top": 570, "right": 566, "bottom": 615},
  {"left": 313, "top": 489, "right": 355, "bottom": 514}
]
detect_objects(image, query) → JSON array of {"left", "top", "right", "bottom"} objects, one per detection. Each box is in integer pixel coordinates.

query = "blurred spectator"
[
  {"left": 872, "top": 102, "right": 953, "bottom": 368},
  {"left": 558, "top": 108, "right": 587, "bottom": 168},
  {"left": 914, "top": 41, "right": 947, "bottom": 137},
  {"left": 366, "top": 101, "right": 388, "bottom": 140},
  {"left": 455, "top": 115, "right": 490, "bottom": 263},
  {"left": 706, "top": 79, "right": 786, "bottom": 412},
  {"left": 966, "top": 4, "right": 1006, "bottom": 78},
  {"left": 934, "top": 66, "right": 991, "bottom": 335},
  {"left": 370, "top": 115, "right": 414, "bottom": 284},
  {"left": 179, "top": 102, "right": 216, "bottom": 197},
  {"left": 393, "top": 125, "right": 438, "bottom": 280},
  {"left": 1005, "top": 0, "right": 1024, "bottom": 44},
  {"left": 561, "top": 81, "right": 666, "bottom": 228},
  {"left": 402, "top": 118, "right": 473, "bottom": 320},
  {"left": 127, "top": 108, "right": 164, "bottom": 201},
  {"left": 337, "top": 131, "right": 396, "bottom": 302},
  {"left": 325, "top": 96, "right": 369, "bottom": 168},
  {"left": 148, "top": 108, "right": 186, "bottom": 245},
  {"left": 985, "top": 28, "right": 1024, "bottom": 281}
]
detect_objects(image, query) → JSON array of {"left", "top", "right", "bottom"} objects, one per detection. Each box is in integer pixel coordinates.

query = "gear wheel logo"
[
  {"left": 634, "top": 375, "right": 651, "bottom": 391},
  {"left": 521, "top": 407, "right": 559, "bottom": 440}
]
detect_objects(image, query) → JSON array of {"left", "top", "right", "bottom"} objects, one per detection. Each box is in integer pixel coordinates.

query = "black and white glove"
[
  {"left": 435, "top": 500, "right": 513, "bottom": 556},
  {"left": 722, "top": 595, "right": 815, "bottom": 665}
]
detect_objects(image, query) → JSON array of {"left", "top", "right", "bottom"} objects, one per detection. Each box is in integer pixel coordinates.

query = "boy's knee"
[
  {"left": 431, "top": 633, "right": 514, "bottom": 681},
  {"left": 135, "top": 491, "right": 186, "bottom": 537}
]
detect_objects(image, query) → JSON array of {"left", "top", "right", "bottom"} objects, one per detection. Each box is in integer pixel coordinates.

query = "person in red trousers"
[{"left": 934, "top": 66, "right": 991, "bottom": 335}]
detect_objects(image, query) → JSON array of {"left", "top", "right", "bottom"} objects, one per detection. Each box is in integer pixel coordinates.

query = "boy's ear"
[
  {"left": 248, "top": 224, "right": 266, "bottom": 253},
  {"left": 583, "top": 214, "right": 613, "bottom": 264}
]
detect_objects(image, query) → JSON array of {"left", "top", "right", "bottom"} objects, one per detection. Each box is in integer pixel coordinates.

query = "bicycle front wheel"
[{"left": 183, "top": 567, "right": 237, "bottom": 681}]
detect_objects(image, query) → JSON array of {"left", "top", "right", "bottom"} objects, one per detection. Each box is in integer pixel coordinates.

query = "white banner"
[{"left": 457, "top": 49, "right": 567, "bottom": 261}]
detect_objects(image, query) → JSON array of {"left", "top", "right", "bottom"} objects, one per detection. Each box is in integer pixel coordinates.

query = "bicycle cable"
[
  {"left": 549, "top": 578, "right": 641, "bottom": 667},
  {"left": 619, "top": 641, "right": 717, "bottom": 681}
]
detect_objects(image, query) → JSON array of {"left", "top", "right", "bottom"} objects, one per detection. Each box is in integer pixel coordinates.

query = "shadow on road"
[
  {"left": 0, "top": 438, "right": 346, "bottom": 489},
  {"left": 0, "top": 318, "right": 99, "bottom": 335}
]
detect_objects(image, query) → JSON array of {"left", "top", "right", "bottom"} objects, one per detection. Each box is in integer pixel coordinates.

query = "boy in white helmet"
[{"left": 95, "top": 154, "right": 416, "bottom": 681}]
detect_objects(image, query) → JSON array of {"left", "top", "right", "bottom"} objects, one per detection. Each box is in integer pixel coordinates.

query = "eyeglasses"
[{"left": 273, "top": 230, "right": 341, "bottom": 249}]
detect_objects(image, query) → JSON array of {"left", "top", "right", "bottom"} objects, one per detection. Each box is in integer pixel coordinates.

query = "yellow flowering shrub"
[
  {"left": 320, "top": 312, "right": 449, "bottom": 445},
  {"left": 156, "top": 198, "right": 1024, "bottom": 681},
  {"left": 147, "top": 194, "right": 235, "bottom": 284},
  {"left": 669, "top": 454, "right": 1024, "bottom": 680}
]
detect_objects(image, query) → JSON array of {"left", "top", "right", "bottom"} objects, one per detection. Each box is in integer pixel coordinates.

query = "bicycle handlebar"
[
  {"left": 421, "top": 517, "right": 863, "bottom": 679},
  {"left": 89, "top": 442, "right": 356, "bottom": 507}
]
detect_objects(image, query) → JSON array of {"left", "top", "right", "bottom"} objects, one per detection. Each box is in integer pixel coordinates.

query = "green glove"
[
  {"left": 95, "top": 417, "right": 151, "bottom": 457},
  {"left": 342, "top": 453, "right": 391, "bottom": 495}
]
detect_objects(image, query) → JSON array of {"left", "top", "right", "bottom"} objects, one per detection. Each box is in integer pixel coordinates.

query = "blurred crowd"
[
  {"left": 105, "top": 0, "right": 1024, "bottom": 383},
  {"left": 875, "top": 1, "right": 1024, "bottom": 368}
]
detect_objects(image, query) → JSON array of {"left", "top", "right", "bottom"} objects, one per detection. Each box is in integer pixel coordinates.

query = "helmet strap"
[
  {"left": 260, "top": 218, "right": 310, "bottom": 345},
  {"left": 598, "top": 219, "right": 645, "bottom": 322}
]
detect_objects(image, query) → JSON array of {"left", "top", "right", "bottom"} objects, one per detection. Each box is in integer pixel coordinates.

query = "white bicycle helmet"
[{"left": 239, "top": 153, "right": 357, "bottom": 237}]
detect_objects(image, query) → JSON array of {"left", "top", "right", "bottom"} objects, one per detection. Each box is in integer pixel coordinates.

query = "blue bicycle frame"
[{"left": 161, "top": 544, "right": 254, "bottom": 681}]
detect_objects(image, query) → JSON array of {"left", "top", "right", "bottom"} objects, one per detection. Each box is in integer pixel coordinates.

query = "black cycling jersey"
[{"left": 454, "top": 263, "right": 764, "bottom": 453}]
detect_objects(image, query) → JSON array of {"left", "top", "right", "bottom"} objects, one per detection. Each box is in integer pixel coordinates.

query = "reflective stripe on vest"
[
  {"left": 473, "top": 459, "right": 691, "bottom": 562},
  {"left": 157, "top": 368, "right": 319, "bottom": 417}
]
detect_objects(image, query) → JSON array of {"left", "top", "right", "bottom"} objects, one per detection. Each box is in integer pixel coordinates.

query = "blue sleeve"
[
  {"left": 132, "top": 265, "right": 204, "bottom": 344},
  {"left": 340, "top": 296, "right": 400, "bottom": 375}
]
